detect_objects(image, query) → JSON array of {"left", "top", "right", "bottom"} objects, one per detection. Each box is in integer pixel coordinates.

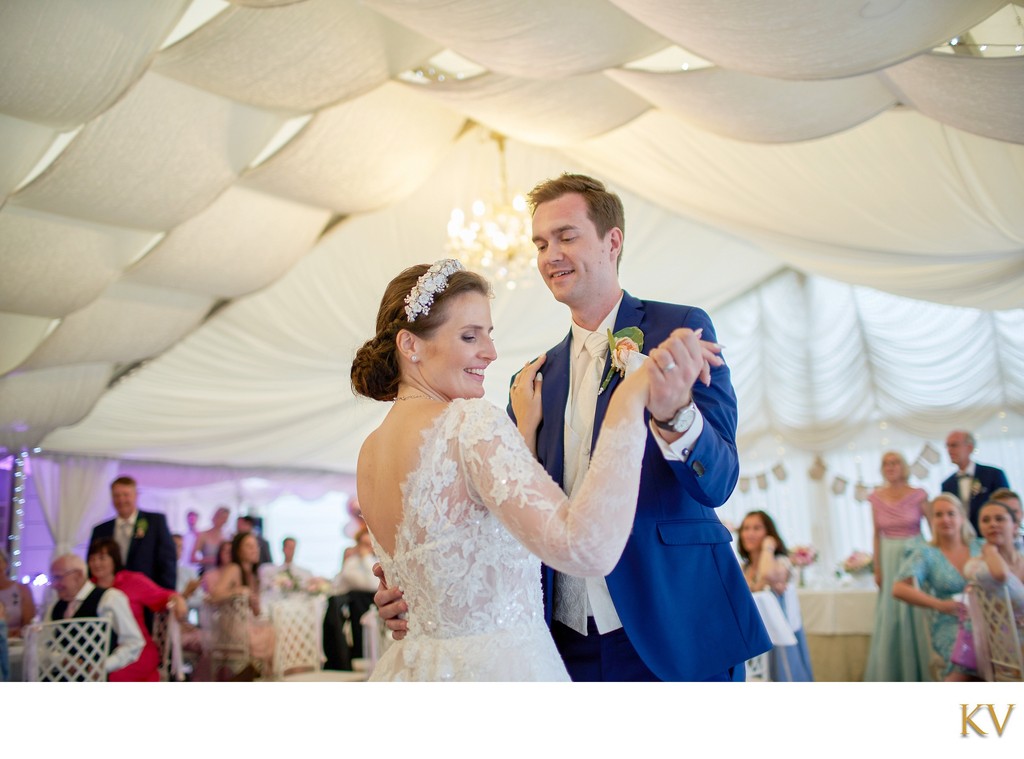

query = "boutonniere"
[
  {"left": 599, "top": 326, "right": 644, "bottom": 394},
  {"left": 971, "top": 479, "right": 984, "bottom": 497},
  {"left": 135, "top": 517, "right": 149, "bottom": 540}
]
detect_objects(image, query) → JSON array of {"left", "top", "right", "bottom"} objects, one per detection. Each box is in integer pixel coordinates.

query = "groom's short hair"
[{"left": 528, "top": 173, "right": 625, "bottom": 253}]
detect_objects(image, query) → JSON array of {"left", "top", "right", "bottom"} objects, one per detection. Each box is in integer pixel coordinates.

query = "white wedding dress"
[{"left": 368, "top": 397, "right": 646, "bottom": 681}]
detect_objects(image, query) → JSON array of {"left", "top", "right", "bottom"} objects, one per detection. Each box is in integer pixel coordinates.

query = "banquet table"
[{"left": 797, "top": 587, "right": 877, "bottom": 681}]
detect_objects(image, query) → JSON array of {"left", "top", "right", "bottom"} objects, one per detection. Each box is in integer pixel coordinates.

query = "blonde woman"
[{"left": 892, "top": 493, "right": 981, "bottom": 679}]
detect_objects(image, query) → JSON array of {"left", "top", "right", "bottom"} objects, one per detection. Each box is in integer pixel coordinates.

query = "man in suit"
[
  {"left": 373, "top": 174, "right": 769, "bottom": 681},
  {"left": 942, "top": 430, "right": 1010, "bottom": 534},
  {"left": 259, "top": 536, "right": 312, "bottom": 589},
  {"left": 90, "top": 476, "right": 176, "bottom": 590}
]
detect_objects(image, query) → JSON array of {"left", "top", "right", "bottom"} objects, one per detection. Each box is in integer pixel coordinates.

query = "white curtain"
[{"left": 31, "top": 454, "right": 118, "bottom": 558}]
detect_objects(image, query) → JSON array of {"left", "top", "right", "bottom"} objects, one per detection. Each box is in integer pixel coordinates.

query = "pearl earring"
[{"left": 411, "top": 355, "right": 419, "bottom": 363}]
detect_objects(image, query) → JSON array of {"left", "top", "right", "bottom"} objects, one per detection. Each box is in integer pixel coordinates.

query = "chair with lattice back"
[
  {"left": 744, "top": 651, "right": 770, "bottom": 682},
  {"left": 968, "top": 581, "right": 1024, "bottom": 682},
  {"left": 271, "top": 594, "right": 326, "bottom": 678},
  {"left": 151, "top": 610, "right": 186, "bottom": 682},
  {"left": 202, "top": 595, "right": 252, "bottom": 681},
  {"left": 28, "top": 616, "right": 111, "bottom": 682}
]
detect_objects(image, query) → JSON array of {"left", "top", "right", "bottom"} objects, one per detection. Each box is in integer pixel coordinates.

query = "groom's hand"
[
  {"left": 372, "top": 562, "right": 408, "bottom": 640},
  {"left": 647, "top": 328, "right": 723, "bottom": 421}
]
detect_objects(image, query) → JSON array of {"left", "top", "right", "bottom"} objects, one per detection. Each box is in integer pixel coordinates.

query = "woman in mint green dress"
[
  {"left": 863, "top": 451, "right": 931, "bottom": 681},
  {"left": 893, "top": 493, "right": 981, "bottom": 679}
]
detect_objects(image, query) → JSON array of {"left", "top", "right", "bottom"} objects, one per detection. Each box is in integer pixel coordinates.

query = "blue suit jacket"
[
  {"left": 90, "top": 509, "right": 177, "bottom": 590},
  {"left": 941, "top": 463, "right": 1010, "bottom": 534},
  {"left": 518, "top": 291, "right": 770, "bottom": 680}
]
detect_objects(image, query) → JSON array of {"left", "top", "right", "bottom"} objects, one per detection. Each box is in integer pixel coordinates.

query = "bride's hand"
[{"left": 511, "top": 354, "right": 546, "bottom": 433}]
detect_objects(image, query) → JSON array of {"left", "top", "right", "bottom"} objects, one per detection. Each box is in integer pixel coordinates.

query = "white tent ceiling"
[{"left": 1, "top": 0, "right": 1023, "bottom": 475}]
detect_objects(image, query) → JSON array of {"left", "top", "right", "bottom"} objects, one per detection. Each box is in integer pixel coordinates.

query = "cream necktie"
[
  {"left": 554, "top": 330, "right": 608, "bottom": 636},
  {"left": 117, "top": 519, "right": 132, "bottom": 561}
]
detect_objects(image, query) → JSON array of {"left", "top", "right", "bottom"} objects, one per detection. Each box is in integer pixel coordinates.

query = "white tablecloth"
[{"left": 797, "top": 588, "right": 877, "bottom": 636}]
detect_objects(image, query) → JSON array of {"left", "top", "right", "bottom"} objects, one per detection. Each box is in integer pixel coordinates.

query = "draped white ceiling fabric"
[{"left": 1, "top": 0, "right": 1023, "bottom": 476}]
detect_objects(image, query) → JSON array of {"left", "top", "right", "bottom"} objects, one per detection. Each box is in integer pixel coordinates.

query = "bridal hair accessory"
[{"left": 405, "top": 259, "right": 465, "bottom": 322}]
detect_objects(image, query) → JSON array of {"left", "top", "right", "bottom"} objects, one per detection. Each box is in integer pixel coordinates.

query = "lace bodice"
[{"left": 370, "top": 397, "right": 646, "bottom": 644}]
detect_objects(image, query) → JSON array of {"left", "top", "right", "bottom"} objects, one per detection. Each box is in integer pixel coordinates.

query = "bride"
[{"left": 350, "top": 259, "right": 653, "bottom": 681}]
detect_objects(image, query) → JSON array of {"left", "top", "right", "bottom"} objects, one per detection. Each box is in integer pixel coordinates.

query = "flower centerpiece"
[
  {"left": 841, "top": 550, "right": 873, "bottom": 576},
  {"left": 789, "top": 544, "right": 817, "bottom": 588},
  {"left": 302, "top": 576, "right": 333, "bottom": 597},
  {"left": 272, "top": 572, "right": 299, "bottom": 594}
]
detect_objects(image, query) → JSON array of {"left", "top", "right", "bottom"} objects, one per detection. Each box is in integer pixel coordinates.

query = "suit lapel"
[
  {"left": 538, "top": 332, "right": 572, "bottom": 487},
  {"left": 590, "top": 292, "right": 646, "bottom": 449}
]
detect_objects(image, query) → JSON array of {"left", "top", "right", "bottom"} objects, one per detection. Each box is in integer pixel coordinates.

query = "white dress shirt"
[
  {"left": 334, "top": 554, "right": 378, "bottom": 594},
  {"left": 45, "top": 580, "right": 145, "bottom": 673},
  {"left": 565, "top": 296, "right": 706, "bottom": 634},
  {"left": 259, "top": 562, "right": 313, "bottom": 588}
]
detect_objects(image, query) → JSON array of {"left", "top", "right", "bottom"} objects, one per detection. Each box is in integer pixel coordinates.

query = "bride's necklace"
[{"left": 394, "top": 393, "right": 438, "bottom": 402}]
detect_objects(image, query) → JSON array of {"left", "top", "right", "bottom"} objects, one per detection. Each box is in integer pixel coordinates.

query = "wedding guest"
[
  {"left": 235, "top": 515, "right": 273, "bottom": 567},
  {"left": 260, "top": 536, "right": 312, "bottom": 590},
  {"left": 89, "top": 476, "right": 176, "bottom": 590},
  {"left": 334, "top": 528, "right": 377, "bottom": 595},
  {"left": 180, "top": 510, "right": 201, "bottom": 572},
  {"left": 172, "top": 534, "right": 203, "bottom": 610},
  {"left": 206, "top": 532, "right": 275, "bottom": 677},
  {"left": 737, "top": 511, "right": 813, "bottom": 682},
  {"left": 333, "top": 527, "right": 378, "bottom": 660},
  {"left": 0, "top": 547, "right": 35, "bottom": 637},
  {"left": 942, "top": 430, "right": 1010, "bottom": 533},
  {"left": 352, "top": 259, "right": 656, "bottom": 680},
  {"left": 892, "top": 493, "right": 981, "bottom": 680},
  {"left": 956, "top": 500, "right": 1024, "bottom": 681},
  {"left": 192, "top": 506, "right": 231, "bottom": 574},
  {"left": 201, "top": 540, "right": 234, "bottom": 597},
  {"left": 88, "top": 537, "right": 187, "bottom": 682},
  {"left": 44, "top": 553, "right": 144, "bottom": 679},
  {"left": 864, "top": 450, "right": 932, "bottom": 681},
  {"left": 989, "top": 488, "right": 1022, "bottom": 549}
]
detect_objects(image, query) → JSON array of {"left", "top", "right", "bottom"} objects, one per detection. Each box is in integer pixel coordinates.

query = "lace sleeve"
[{"left": 454, "top": 399, "right": 647, "bottom": 577}]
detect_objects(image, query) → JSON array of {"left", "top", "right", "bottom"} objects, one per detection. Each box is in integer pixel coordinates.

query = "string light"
[{"left": 11, "top": 450, "right": 27, "bottom": 575}]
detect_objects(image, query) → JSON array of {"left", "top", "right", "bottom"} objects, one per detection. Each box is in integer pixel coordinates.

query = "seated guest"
[
  {"left": 44, "top": 554, "right": 144, "bottom": 679},
  {"left": 334, "top": 527, "right": 377, "bottom": 595},
  {"left": 990, "top": 488, "right": 1023, "bottom": 550},
  {"left": 737, "top": 511, "right": 814, "bottom": 681},
  {"left": 201, "top": 540, "right": 234, "bottom": 597},
  {"left": 332, "top": 527, "right": 378, "bottom": 661},
  {"left": 0, "top": 547, "right": 36, "bottom": 637},
  {"left": 260, "top": 536, "right": 312, "bottom": 591},
  {"left": 88, "top": 538, "right": 187, "bottom": 682},
  {"left": 958, "top": 499, "right": 1024, "bottom": 680},
  {"left": 206, "top": 532, "right": 275, "bottom": 677},
  {"left": 893, "top": 493, "right": 981, "bottom": 680},
  {"left": 235, "top": 515, "right": 273, "bottom": 567}
]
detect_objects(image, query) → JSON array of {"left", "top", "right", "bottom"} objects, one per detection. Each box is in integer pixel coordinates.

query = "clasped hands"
[{"left": 511, "top": 327, "right": 724, "bottom": 428}]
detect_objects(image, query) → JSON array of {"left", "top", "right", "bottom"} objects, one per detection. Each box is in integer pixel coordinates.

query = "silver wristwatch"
[{"left": 653, "top": 401, "right": 697, "bottom": 434}]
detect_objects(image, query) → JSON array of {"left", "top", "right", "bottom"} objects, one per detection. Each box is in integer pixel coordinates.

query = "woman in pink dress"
[
  {"left": 88, "top": 537, "right": 187, "bottom": 682},
  {"left": 863, "top": 451, "right": 932, "bottom": 680}
]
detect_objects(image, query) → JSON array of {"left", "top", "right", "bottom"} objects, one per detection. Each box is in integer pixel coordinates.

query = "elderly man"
[
  {"left": 89, "top": 476, "right": 176, "bottom": 590},
  {"left": 942, "top": 430, "right": 1010, "bottom": 533},
  {"left": 44, "top": 554, "right": 144, "bottom": 680}
]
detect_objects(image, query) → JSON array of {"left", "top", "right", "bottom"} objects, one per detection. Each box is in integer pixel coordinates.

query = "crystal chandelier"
[{"left": 446, "top": 132, "right": 536, "bottom": 290}]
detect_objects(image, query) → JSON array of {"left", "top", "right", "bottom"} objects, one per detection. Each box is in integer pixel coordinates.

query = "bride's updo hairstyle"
[{"left": 351, "top": 261, "right": 491, "bottom": 401}]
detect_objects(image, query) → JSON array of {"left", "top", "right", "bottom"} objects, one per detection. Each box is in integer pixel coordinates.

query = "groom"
[
  {"left": 511, "top": 174, "right": 768, "bottom": 681},
  {"left": 375, "top": 174, "right": 769, "bottom": 680}
]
